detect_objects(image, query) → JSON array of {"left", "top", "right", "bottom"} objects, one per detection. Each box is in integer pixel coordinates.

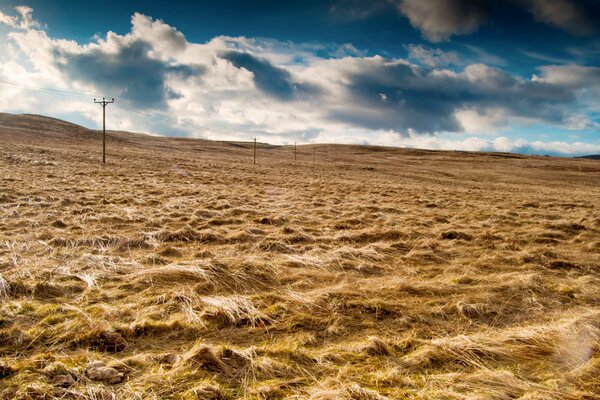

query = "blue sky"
[{"left": 1, "top": 0, "right": 600, "bottom": 155}]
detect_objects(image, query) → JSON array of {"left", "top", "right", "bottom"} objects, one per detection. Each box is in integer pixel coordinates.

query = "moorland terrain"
[{"left": 1, "top": 112, "right": 600, "bottom": 399}]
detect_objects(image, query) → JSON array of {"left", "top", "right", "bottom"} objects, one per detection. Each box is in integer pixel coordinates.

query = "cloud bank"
[{"left": 0, "top": 6, "right": 599, "bottom": 156}]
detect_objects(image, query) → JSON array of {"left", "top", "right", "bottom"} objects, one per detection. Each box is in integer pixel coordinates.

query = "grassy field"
[{"left": 1, "top": 113, "right": 600, "bottom": 399}]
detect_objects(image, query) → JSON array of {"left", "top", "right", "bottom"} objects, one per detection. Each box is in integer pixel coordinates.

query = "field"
[{"left": 1, "top": 112, "right": 600, "bottom": 399}]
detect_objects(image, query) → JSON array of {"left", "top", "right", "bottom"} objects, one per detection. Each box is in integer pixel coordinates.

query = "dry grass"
[{"left": 1, "top": 112, "right": 600, "bottom": 399}]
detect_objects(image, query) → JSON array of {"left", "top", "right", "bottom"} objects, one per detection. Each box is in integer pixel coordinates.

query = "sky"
[{"left": 1, "top": 0, "right": 600, "bottom": 156}]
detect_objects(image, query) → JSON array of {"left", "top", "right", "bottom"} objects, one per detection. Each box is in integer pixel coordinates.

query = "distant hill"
[
  {"left": 0, "top": 112, "right": 592, "bottom": 163},
  {"left": 0, "top": 112, "right": 97, "bottom": 142},
  {"left": 579, "top": 155, "right": 600, "bottom": 160},
  {"left": 0, "top": 112, "right": 524, "bottom": 159},
  {"left": 0, "top": 112, "right": 89, "bottom": 132}
]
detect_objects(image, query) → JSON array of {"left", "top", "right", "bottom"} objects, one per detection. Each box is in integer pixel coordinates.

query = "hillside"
[{"left": 1, "top": 113, "right": 600, "bottom": 399}]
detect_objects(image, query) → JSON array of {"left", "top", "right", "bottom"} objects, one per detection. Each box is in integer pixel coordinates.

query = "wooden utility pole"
[
  {"left": 253, "top": 137, "right": 257, "bottom": 165},
  {"left": 294, "top": 142, "right": 297, "bottom": 161},
  {"left": 94, "top": 97, "right": 114, "bottom": 164},
  {"left": 313, "top": 147, "right": 316, "bottom": 164}
]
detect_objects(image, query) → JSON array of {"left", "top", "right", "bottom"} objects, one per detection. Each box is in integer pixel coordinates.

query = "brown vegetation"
[{"left": 1, "top": 113, "right": 600, "bottom": 399}]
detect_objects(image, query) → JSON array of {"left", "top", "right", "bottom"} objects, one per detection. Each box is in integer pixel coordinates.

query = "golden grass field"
[{"left": 1, "top": 112, "right": 600, "bottom": 399}]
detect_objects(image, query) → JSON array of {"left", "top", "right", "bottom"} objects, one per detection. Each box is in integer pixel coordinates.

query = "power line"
[
  {"left": 113, "top": 99, "right": 181, "bottom": 125},
  {"left": 0, "top": 79, "right": 100, "bottom": 99},
  {"left": 94, "top": 97, "right": 114, "bottom": 164},
  {"left": 0, "top": 78, "right": 197, "bottom": 131},
  {"left": 0, "top": 78, "right": 179, "bottom": 124}
]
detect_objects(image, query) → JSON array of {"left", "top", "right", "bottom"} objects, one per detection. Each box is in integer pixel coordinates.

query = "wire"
[
  {"left": 0, "top": 79, "right": 101, "bottom": 99},
  {"left": 0, "top": 80, "right": 206, "bottom": 133},
  {"left": 113, "top": 100, "right": 182, "bottom": 126},
  {"left": 0, "top": 78, "right": 190, "bottom": 129}
]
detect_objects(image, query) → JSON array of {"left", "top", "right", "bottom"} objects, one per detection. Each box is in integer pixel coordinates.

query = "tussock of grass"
[
  {"left": 130, "top": 264, "right": 212, "bottom": 285},
  {"left": 185, "top": 343, "right": 228, "bottom": 372},
  {"left": 75, "top": 327, "right": 128, "bottom": 352},
  {"left": 309, "top": 383, "right": 388, "bottom": 400},
  {"left": 199, "top": 295, "right": 269, "bottom": 327},
  {"left": 362, "top": 336, "right": 392, "bottom": 356},
  {"left": 404, "top": 311, "right": 600, "bottom": 371},
  {"left": 456, "top": 301, "right": 486, "bottom": 319},
  {"left": 0, "top": 274, "right": 10, "bottom": 299},
  {"left": 182, "top": 383, "right": 228, "bottom": 400}
]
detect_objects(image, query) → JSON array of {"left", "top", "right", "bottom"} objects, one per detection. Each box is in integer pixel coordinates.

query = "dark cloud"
[
  {"left": 324, "top": 59, "right": 578, "bottom": 133},
  {"left": 397, "top": 0, "right": 489, "bottom": 42},
  {"left": 220, "top": 51, "right": 318, "bottom": 101},
  {"left": 53, "top": 40, "right": 204, "bottom": 109},
  {"left": 394, "top": 0, "right": 599, "bottom": 41},
  {"left": 521, "top": 0, "right": 599, "bottom": 36},
  {"left": 331, "top": 62, "right": 462, "bottom": 132}
]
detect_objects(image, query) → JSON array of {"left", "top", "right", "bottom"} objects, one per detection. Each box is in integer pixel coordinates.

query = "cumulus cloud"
[
  {"left": 53, "top": 40, "right": 202, "bottom": 109},
  {"left": 533, "top": 64, "right": 600, "bottom": 118},
  {"left": 302, "top": 58, "right": 584, "bottom": 134},
  {"left": 130, "top": 12, "right": 187, "bottom": 56},
  {"left": 1, "top": 6, "right": 599, "bottom": 156},
  {"left": 0, "top": 5, "right": 41, "bottom": 30},
  {"left": 534, "top": 64, "right": 600, "bottom": 89},
  {"left": 7, "top": 13, "right": 204, "bottom": 109},
  {"left": 220, "top": 51, "right": 317, "bottom": 101},
  {"left": 397, "top": 0, "right": 489, "bottom": 42}
]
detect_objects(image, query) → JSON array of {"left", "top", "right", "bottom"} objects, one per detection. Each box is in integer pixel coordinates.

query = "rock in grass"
[
  {"left": 42, "top": 362, "right": 79, "bottom": 387},
  {"left": 86, "top": 361, "right": 124, "bottom": 384},
  {"left": 441, "top": 231, "right": 473, "bottom": 240},
  {"left": 52, "top": 373, "right": 76, "bottom": 387}
]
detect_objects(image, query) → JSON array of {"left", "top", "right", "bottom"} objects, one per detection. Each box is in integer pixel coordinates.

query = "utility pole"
[
  {"left": 94, "top": 97, "right": 114, "bottom": 164},
  {"left": 294, "top": 142, "right": 297, "bottom": 161},
  {"left": 253, "top": 137, "right": 257, "bottom": 165},
  {"left": 313, "top": 147, "right": 316, "bottom": 164}
]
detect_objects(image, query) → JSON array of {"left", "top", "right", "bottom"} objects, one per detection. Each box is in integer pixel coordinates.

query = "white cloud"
[
  {"left": 130, "top": 12, "right": 187, "bottom": 57},
  {"left": 534, "top": 64, "right": 600, "bottom": 89},
  {"left": 361, "top": 131, "right": 600, "bottom": 156},
  {"left": 454, "top": 108, "right": 511, "bottom": 134},
  {"left": 0, "top": 5, "right": 41, "bottom": 30}
]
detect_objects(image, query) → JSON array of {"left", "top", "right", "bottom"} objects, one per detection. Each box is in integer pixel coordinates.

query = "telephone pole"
[
  {"left": 294, "top": 142, "right": 297, "bottom": 161},
  {"left": 253, "top": 137, "right": 257, "bottom": 165},
  {"left": 94, "top": 97, "right": 114, "bottom": 164}
]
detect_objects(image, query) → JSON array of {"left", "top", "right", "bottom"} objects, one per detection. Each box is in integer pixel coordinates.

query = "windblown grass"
[{"left": 1, "top": 113, "right": 600, "bottom": 398}]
